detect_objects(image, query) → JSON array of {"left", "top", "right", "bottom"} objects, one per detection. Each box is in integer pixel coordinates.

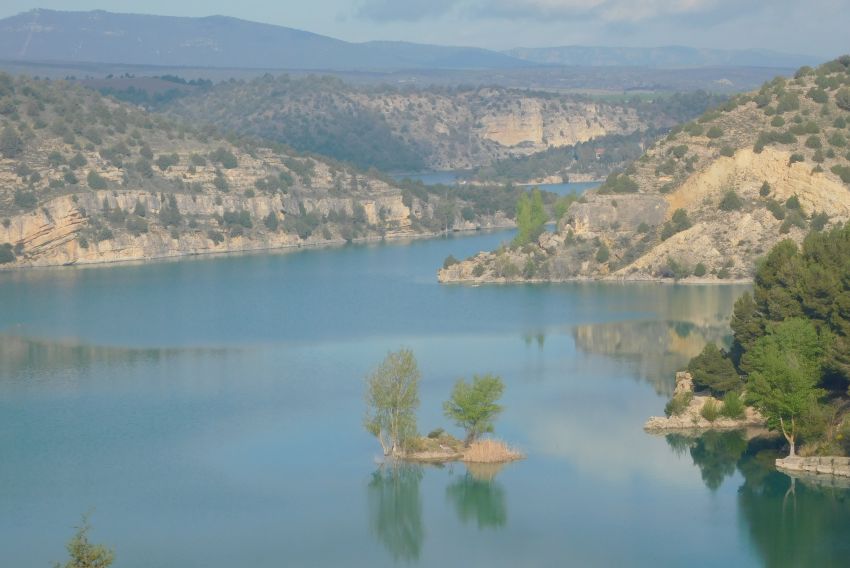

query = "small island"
[{"left": 363, "top": 349, "right": 524, "bottom": 466}]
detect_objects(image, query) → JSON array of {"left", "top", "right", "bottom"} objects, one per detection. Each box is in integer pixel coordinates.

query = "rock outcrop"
[
  {"left": 776, "top": 456, "right": 850, "bottom": 479},
  {"left": 644, "top": 372, "right": 766, "bottom": 431}
]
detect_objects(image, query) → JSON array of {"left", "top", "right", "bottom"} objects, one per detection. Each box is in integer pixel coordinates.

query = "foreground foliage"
[
  {"left": 54, "top": 516, "right": 114, "bottom": 568},
  {"left": 686, "top": 223, "right": 850, "bottom": 456}
]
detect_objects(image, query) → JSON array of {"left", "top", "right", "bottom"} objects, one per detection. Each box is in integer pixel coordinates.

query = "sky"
[{"left": 0, "top": 1, "right": 848, "bottom": 57}]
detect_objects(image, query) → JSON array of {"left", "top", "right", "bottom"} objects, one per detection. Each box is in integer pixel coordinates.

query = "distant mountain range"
[
  {"left": 0, "top": 10, "right": 821, "bottom": 73},
  {"left": 0, "top": 9, "right": 524, "bottom": 71},
  {"left": 505, "top": 45, "right": 820, "bottom": 69}
]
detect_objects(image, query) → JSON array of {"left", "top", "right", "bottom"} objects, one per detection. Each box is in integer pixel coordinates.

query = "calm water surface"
[
  {"left": 390, "top": 171, "right": 598, "bottom": 195},
  {"left": 1, "top": 231, "right": 849, "bottom": 567}
]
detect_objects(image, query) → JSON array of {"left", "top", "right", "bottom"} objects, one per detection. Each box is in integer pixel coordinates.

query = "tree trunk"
[{"left": 780, "top": 416, "right": 796, "bottom": 457}]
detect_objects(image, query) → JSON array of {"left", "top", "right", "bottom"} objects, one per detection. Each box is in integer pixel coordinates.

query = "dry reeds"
[{"left": 462, "top": 438, "right": 524, "bottom": 463}]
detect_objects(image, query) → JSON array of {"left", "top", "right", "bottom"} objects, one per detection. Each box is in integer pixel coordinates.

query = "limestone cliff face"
[
  {"left": 439, "top": 59, "right": 850, "bottom": 284},
  {"left": 0, "top": 190, "right": 409, "bottom": 267},
  {"left": 167, "top": 81, "right": 651, "bottom": 171},
  {"left": 0, "top": 75, "right": 516, "bottom": 269},
  {"left": 479, "top": 100, "right": 639, "bottom": 148}
]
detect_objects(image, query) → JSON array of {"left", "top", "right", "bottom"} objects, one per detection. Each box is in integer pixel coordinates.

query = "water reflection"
[
  {"left": 665, "top": 430, "right": 749, "bottom": 491},
  {"left": 667, "top": 430, "right": 850, "bottom": 567},
  {"left": 367, "top": 463, "right": 425, "bottom": 563},
  {"left": 0, "top": 334, "right": 190, "bottom": 376},
  {"left": 445, "top": 470, "right": 507, "bottom": 529}
]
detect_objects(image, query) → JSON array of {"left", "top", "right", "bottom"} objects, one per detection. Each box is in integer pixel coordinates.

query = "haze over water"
[{"left": 1, "top": 232, "right": 848, "bottom": 567}]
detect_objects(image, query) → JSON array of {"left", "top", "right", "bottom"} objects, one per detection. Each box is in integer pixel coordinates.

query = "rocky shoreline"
[
  {"left": 776, "top": 456, "right": 850, "bottom": 480},
  {"left": 643, "top": 372, "right": 766, "bottom": 431}
]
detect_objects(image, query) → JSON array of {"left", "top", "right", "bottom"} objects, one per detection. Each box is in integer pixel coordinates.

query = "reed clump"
[{"left": 462, "top": 439, "right": 524, "bottom": 463}]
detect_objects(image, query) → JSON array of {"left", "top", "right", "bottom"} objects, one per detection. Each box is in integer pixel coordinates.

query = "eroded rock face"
[{"left": 567, "top": 194, "right": 668, "bottom": 237}]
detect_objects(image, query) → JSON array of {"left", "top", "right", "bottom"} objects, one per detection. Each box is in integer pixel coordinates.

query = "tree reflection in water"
[
  {"left": 666, "top": 431, "right": 850, "bottom": 567},
  {"left": 445, "top": 463, "right": 508, "bottom": 529},
  {"left": 367, "top": 463, "right": 425, "bottom": 563}
]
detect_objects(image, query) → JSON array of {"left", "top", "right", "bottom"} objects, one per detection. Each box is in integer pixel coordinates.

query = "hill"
[
  {"left": 505, "top": 46, "right": 819, "bottom": 69},
  {"left": 0, "top": 73, "right": 525, "bottom": 268},
  {"left": 439, "top": 56, "right": 850, "bottom": 284},
  {"left": 0, "top": 9, "right": 524, "bottom": 71},
  {"left": 160, "top": 75, "right": 721, "bottom": 172}
]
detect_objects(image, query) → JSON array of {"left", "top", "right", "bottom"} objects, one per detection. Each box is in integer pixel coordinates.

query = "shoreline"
[{"left": 0, "top": 223, "right": 515, "bottom": 273}]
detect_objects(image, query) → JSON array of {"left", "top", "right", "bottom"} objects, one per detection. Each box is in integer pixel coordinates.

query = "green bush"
[
  {"left": 210, "top": 147, "right": 238, "bottom": 169},
  {"left": 831, "top": 164, "right": 850, "bottom": 183},
  {"left": 694, "top": 262, "right": 707, "bottom": 277},
  {"left": 688, "top": 343, "right": 741, "bottom": 394},
  {"left": 0, "top": 243, "right": 15, "bottom": 264},
  {"left": 807, "top": 88, "right": 829, "bottom": 103},
  {"left": 759, "top": 181, "right": 771, "bottom": 196},
  {"left": 719, "top": 146, "right": 735, "bottom": 157},
  {"left": 706, "top": 126, "right": 723, "bottom": 139},
  {"left": 595, "top": 245, "right": 610, "bottom": 263},
  {"left": 720, "top": 391, "right": 746, "bottom": 419},
  {"left": 207, "top": 230, "right": 224, "bottom": 244},
  {"left": 829, "top": 132, "right": 847, "bottom": 147},
  {"left": 719, "top": 190, "right": 743, "bottom": 211},
  {"left": 13, "top": 190, "right": 37, "bottom": 209},
  {"left": 805, "top": 135, "right": 823, "bottom": 149},
  {"left": 472, "top": 264, "right": 485, "bottom": 277},
  {"left": 69, "top": 153, "right": 87, "bottom": 169},
  {"left": 664, "top": 391, "right": 694, "bottom": 417},
  {"left": 786, "top": 195, "right": 801, "bottom": 210},
  {"left": 683, "top": 122, "right": 704, "bottom": 136},
  {"left": 770, "top": 116, "right": 786, "bottom": 127},
  {"left": 263, "top": 212, "right": 279, "bottom": 231},
  {"left": 765, "top": 199, "right": 785, "bottom": 221},
  {"left": 600, "top": 172, "right": 638, "bottom": 194},
  {"left": 443, "top": 254, "right": 460, "bottom": 269},
  {"left": 776, "top": 92, "right": 800, "bottom": 113},
  {"left": 87, "top": 170, "right": 107, "bottom": 189},
  {"left": 836, "top": 87, "right": 850, "bottom": 111},
  {"left": 811, "top": 212, "right": 829, "bottom": 231},
  {"left": 700, "top": 399, "right": 721, "bottom": 422},
  {"left": 789, "top": 153, "right": 805, "bottom": 165}
]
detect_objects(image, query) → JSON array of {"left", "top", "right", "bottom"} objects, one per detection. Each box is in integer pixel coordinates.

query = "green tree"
[
  {"left": 54, "top": 515, "right": 114, "bottom": 568},
  {"left": 513, "top": 188, "right": 547, "bottom": 246},
  {"left": 835, "top": 87, "right": 850, "bottom": 111},
  {"left": 746, "top": 318, "right": 827, "bottom": 456},
  {"left": 87, "top": 171, "right": 107, "bottom": 190},
  {"left": 688, "top": 343, "right": 741, "bottom": 394},
  {"left": 443, "top": 374, "right": 505, "bottom": 446},
  {"left": 0, "top": 125, "right": 23, "bottom": 158},
  {"left": 0, "top": 243, "right": 15, "bottom": 264},
  {"left": 364, "top": 349, "right": 421, "bottom": 457}
]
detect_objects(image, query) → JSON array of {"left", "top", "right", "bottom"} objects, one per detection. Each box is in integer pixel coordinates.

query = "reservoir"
[{"left": 1, "top": 231, "right": 847, "bottom": 567}]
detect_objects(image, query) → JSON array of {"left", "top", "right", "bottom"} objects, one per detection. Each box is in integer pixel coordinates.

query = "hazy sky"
[{"left": 1, "top": 1, "right": 848, "bottom": 57}]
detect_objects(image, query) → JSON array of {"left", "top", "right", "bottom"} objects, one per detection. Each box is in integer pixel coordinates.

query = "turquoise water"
[
  {"left": 390, "top": 171, "right": 598, "bottom": 195},
  {"left": 2, "top": 231, "right": 849, "bottom": 567}
]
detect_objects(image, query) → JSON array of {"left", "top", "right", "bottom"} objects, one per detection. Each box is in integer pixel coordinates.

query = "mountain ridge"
[{"left": 0, "top": 9, "right": 526, "bottom": 71}]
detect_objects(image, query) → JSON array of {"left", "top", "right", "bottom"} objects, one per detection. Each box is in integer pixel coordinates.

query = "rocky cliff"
[
  {"left": 440, "top": 56, "right": 850, "bottom": 284},
  {"left": 0, "top": 74, "right": 514, "bottom": 269},
  {"left": 162, "top": 77, "right": 688, "bottom": 172}
]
